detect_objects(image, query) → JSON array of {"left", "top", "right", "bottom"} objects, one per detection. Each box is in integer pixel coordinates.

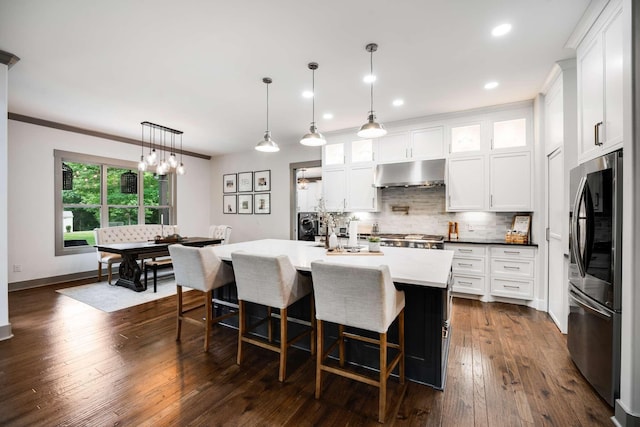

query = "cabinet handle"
[
  {"left": 405, "top": 148, "right": 409, "bottom": 158},
  {"left": 458, "top": 262, "right": 473, "bottom": 267},
  {"left": 504, "top": 265, "right": 521, "bottom": 270},
  {"left": 459, "top": 249, "right": 472, "bottom": 253},
  {"left": 504, "top": 284, "right": 521, "bottom": 289},
  {"left": 594, "top": 121, "right": 603, "bottom": 146},
  {"left": 504, "top": 250, "right": 520, "bottom": 254},
  {"left": 459, "top": 281, "right": 473, "bottom": 285},
  {"left": 343, "top": 199, "right": 346, "bottom": 208},
  {"left": 410, "top": 147, "right": 413, "bottom": 158}
]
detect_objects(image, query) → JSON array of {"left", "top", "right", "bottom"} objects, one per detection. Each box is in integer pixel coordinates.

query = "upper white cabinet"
[
  {"left": 322, "top": 137, "right": 379, "bottom": 212},
  {"left": 450, "top": 123, "right": 482, "bottom": 154},
  {"left": 492, "top": 118, "right": 527, "bottom": 150},
  {"left": 489, "top": 151, "right": 532, "bottom": 211},
  {"left": 577, "top": 1, "right": 623, "bottom": 162},
  {"left": 377, "top": 126, "right": 444, "bottom": 163},
  {"left": 447, "top": 155, "right": 485, "bottom": 211}
]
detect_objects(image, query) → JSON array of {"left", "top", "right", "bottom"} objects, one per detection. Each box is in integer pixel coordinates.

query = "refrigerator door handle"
[
  {"left": 571, "top": 176, "right": 587, "bottom": 277},
  {"left": 569, "top": 288, "right": 612, "bottom": 320}
]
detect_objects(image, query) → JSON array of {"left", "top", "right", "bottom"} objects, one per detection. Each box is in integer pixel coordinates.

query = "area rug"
[{"left": 56, "top": 274, "right": 177, "bottom": 313}]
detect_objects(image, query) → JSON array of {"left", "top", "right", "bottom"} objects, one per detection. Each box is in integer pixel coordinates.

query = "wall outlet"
[
  {"left": 13, "top": 264, "right": 22, "bottom": 272},
  {"left": 467, "top": 224, "right": 474, "bottom": 231}
]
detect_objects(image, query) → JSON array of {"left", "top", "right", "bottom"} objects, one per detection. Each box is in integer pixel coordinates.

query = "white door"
[
  {"left": 348, "top": 165, "right": 376, "bottom": 211},
  {"left": 489, "top": 151, "right": 532, "bottom": 211},
  {"left": 322, "top": 168, "right": 346, "bottom": 211},
  {"left": 547, "top": 148, "right": 567, "bottom": 333}
]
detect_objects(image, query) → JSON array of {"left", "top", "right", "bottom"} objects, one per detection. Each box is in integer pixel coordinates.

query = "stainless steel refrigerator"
[{"left": 567, "top": 149, "right": 622, "bottom": 406}]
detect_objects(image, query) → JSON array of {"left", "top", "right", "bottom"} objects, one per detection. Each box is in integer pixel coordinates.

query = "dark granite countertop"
[{"left": 444, "top": 238, "right": 538, "bottom": 247}]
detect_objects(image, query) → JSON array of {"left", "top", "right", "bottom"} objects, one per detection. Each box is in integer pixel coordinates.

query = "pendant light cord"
[
  {"left": 266, "top": 82, "right": 269, "bottom": 132},
  {"left": 312, "top": 68, "right": 315, "bottom": 126},
  {"left": 370, "top": 47, "right": 374, "bottom": 114}
]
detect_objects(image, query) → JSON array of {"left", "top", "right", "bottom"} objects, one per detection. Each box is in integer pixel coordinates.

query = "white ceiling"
[{"left": 0, "top": 0, "right": 589, "bottom": 158}]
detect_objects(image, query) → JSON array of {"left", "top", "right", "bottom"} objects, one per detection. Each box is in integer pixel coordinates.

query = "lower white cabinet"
[
  {"left": 447, "top": 243, "right": 537, "bottom": 302},
  {"left": 489, "top": 246, "right": 535, "bottom": 300},
  {"left": 447, "top": 244, "right": 486, "bottom": 296}
]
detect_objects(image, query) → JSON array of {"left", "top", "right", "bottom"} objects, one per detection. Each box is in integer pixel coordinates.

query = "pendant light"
[
  {"left": 255, "top": 77, "right": 280, "bottom": 152},
  {"left": 298, "top": 168, "right": 309, "bottom": 190},
  {"left": 357, "top": 43, "right": 387, "bottom": 138},
  {"left": 300, "top": 62, "right": 326, "bottom": 146}
]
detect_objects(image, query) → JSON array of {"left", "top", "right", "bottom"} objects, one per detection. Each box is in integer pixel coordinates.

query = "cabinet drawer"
[
  {"left": 451, "top": 274, "right": 485, "bottom": 295},
  {"left": 490, "top": 246, "right": 535, "bottom": 258},
  {"left": 490, "top": 277, "right": 534, "bottom": 299},
  {"left": 452, "top": 256, "right": 485, "bottom": 274},
  {"left": 447, "top": 245, "right": 486, "bottom": 257},
  {"left": 490, "top": 258, "right": 534, "bottom": 278}
]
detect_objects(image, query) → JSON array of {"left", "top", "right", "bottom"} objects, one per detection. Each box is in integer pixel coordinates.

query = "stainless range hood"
[{"left": 374, "top": 159, "right": 445, "bottom": 188}]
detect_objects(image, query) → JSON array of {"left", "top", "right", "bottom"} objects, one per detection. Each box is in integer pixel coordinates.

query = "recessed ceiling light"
[
  {"left": 323, "top": 113, "right": 334, "bottom": 120},
  {"left": 392, "top": 99, "right": 404, "bottom": 106},
  {"left": 484, "top": 81, "right": 499, "bottom": 90},
  {"left": 363, "top": 74, "right": 376, "bottom": 83},
  {"left": 302, "top": 90, "right": 314, "bottom": 98},
  {"left": 491, "top": 23, "right": 512, "bottom": 37}
]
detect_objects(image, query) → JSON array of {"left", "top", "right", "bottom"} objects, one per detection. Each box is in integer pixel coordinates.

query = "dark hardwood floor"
[{"left": 0, "top": 281, "right": 614, "bottom": 426}]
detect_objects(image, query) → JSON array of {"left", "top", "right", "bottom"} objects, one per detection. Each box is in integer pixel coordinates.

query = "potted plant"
[{"left": 368, "top": 236, "right": 381, "bottom": 252}]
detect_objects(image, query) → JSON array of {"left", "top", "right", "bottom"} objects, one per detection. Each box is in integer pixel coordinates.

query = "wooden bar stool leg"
[
  {"left": 237, "top": 300, "right": 245, "bottom": 366},
  {"left": 339, "top": 324, "right": 346, "bottom": 367},
  {"left": 278, "top": 307, "right": 288, "bottom": 382},
  {"left": 315, "top": 319, "right": 323, "bottom": 399},
  {"left": 310, "top": 293, "right": 316, "bottom": 356},
  {"left": 379, "top": 332, "right": 388, "bottom": 423},
  {"left": 204, "top": 290, "right": 212, "bottom": 352},
  {"left": 97, "top": 262, "right": 102, "bottom": 282},
  {"left": 267, "top": 307, "right": 273, "bottom": 343},
  {"left": 176, "top": 285, "right": 183, "bottom": 341},
  {"left": 107, "top": 263, "right": 113, "bottom": 284},
  {"left": 399, "top": 309, "right": 405, "bottom": 384}
]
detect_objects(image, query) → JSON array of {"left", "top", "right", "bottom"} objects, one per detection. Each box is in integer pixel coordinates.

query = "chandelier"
[{"left": 137, "top": 121, "right": 186, "bottom": 175}]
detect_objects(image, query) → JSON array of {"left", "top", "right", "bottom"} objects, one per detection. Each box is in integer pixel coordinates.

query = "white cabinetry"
[
  {"left": 446, "top": 155, "right": 485, "bottom": 211},
  {"left": 489, "top": 151, "right": 532, "bottom": 211},
  {"left": 297, "top": 181, "right": 322, "bottom": 212},
  {"left": 489, "top": 246, "right": 535, "bottom": 300},
  {"left": 447, "top": 244, "right": 486, "bottom": 296},
  {"left": 577, "top": 1, "right": 623, "bottom": 162},
  {"left": 322, "top": 138, "right": 379, "bottom": 212},
  {"left": 377, "top": 126, "right": 444, "bottom": 163}
]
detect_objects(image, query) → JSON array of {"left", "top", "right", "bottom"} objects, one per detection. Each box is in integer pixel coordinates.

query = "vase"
[{"left": 329, "top": 232, "right": 338, "bottom": 249}]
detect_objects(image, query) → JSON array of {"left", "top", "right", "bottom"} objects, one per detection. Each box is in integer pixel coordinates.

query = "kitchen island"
[{"left": 210, "top": 239, "right": 454, "bottom": 389}]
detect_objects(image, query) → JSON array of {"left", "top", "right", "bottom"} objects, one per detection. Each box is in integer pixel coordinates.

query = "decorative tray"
[{"left": 326, "top": 249, "right": 384, "bottom": 256}]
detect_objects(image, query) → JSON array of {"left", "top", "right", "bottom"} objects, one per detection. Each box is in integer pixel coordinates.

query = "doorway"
[{"left": 289, "top": 160, "right": 321, "bottom": 240}]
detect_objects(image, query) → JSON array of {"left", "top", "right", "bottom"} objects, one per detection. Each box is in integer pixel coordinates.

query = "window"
[{"left": 55, "top": 150, "right": 176, "bottom": 255}]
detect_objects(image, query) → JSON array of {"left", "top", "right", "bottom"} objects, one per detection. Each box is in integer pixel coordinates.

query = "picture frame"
[
  {"left": 223, "top": 195, "right": 237, "bottom": 214},
  {"left": 237, "top": 171, "right": 253, "bottom": 192},
  {"left": 254, "top": 193, "right": 271, "bottom": 214},
  {"left": 512, "top": 214, "right": 531, "bottom": 234},
  {"left": 254, "top": 169, "right": 271, "bottom": 192},
  {"left": 238, "top": 194, "right": 253, "bottom": 214},
  {"left": 223, "top": 173, "right": 237, "bottom": 193}
]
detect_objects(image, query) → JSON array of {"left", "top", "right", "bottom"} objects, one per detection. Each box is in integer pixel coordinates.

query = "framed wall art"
[
  {"left": 238, "top": 171, "right": 253, "bottom": 192},
  {"left": 254, "top": 169, "right": 271, "bottom": 192},
  {"left": 223, "top": 173, "right": 237, "bottom": 193},
  {"left": 238, "top": 194, "right": 253, "bottom": 214},
  {"left": 223, "top": 195, "right": 237, "bottom": 214},
  {"left": 254, "top": 193, "right": 270, "bottom": 214}
]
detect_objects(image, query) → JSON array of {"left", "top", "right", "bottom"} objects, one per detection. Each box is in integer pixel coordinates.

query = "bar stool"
[
  {"left": 310, "top": 261, "right": 405, "bottom": 423},
  {"left": 231, "top": 252, "right": 315, "bottom": 382},
  {"left": 168, "top": 244, "right": 236, "bottom": 352}
]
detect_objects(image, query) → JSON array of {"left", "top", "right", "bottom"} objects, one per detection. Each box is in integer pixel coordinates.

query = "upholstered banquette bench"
[{"left": 94, "top": 224, "right": 179, "bottom": 284}]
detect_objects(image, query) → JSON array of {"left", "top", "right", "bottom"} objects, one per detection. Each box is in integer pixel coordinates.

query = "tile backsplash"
[{"left": 342, "top": 186, "right": 518, "bottom": 240}]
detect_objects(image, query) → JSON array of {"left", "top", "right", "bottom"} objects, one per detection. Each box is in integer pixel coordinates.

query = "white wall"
[
  {"left": 210, "top": 143, "right": 321, "bottom": 243},
  {"left": 7, "top": 120, "right": 212, "bottom": 284}
]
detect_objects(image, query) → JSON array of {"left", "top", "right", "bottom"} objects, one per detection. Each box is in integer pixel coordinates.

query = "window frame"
[{"left": 54, "top": 150, "right": 177, "bottom": 256}]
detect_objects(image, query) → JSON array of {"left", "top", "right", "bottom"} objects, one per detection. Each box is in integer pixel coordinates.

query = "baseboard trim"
[
  {"left": 615, "top": 400, "right": 640, "bottom": 427},
  {"left": 9, "top": 270, "right": 102, "bottom": 292},
  {"left": 0, "top": 324, "right": 13, "bottom": 341}
]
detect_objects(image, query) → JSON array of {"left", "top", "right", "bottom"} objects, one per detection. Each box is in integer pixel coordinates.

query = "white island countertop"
[{"left": 211, "top": 239, "right": 454, "bottom": 289}]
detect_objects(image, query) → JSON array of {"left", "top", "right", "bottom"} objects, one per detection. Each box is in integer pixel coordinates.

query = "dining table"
[
  {"left": 210, "top": 239, "right": 455, "bottom": 389},
  {"left": 95, "top": 237, "right": 221, "bottom": 292}
]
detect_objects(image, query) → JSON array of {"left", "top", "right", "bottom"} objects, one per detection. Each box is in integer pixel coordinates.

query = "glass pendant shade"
[
  {"left": 300, "top": 124, "right": 326, "bottom": 146},
  {"left": 177, "top": 163, "right": 186, "bottom": 175},
  {"left": 357, "top": 112, "right": 387, "bottom": 138},
  {"left": 146, "top": 149, "right": 157, "bottom": 166},
  {"left": 137, "top": 155, "right": 147, "bottom": 171},
  {"left": 255, "top": 131, "right": 280, "bottom": 152},
  {"left": 168, "top": 153, "right": 178, "bottom": 168}
]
